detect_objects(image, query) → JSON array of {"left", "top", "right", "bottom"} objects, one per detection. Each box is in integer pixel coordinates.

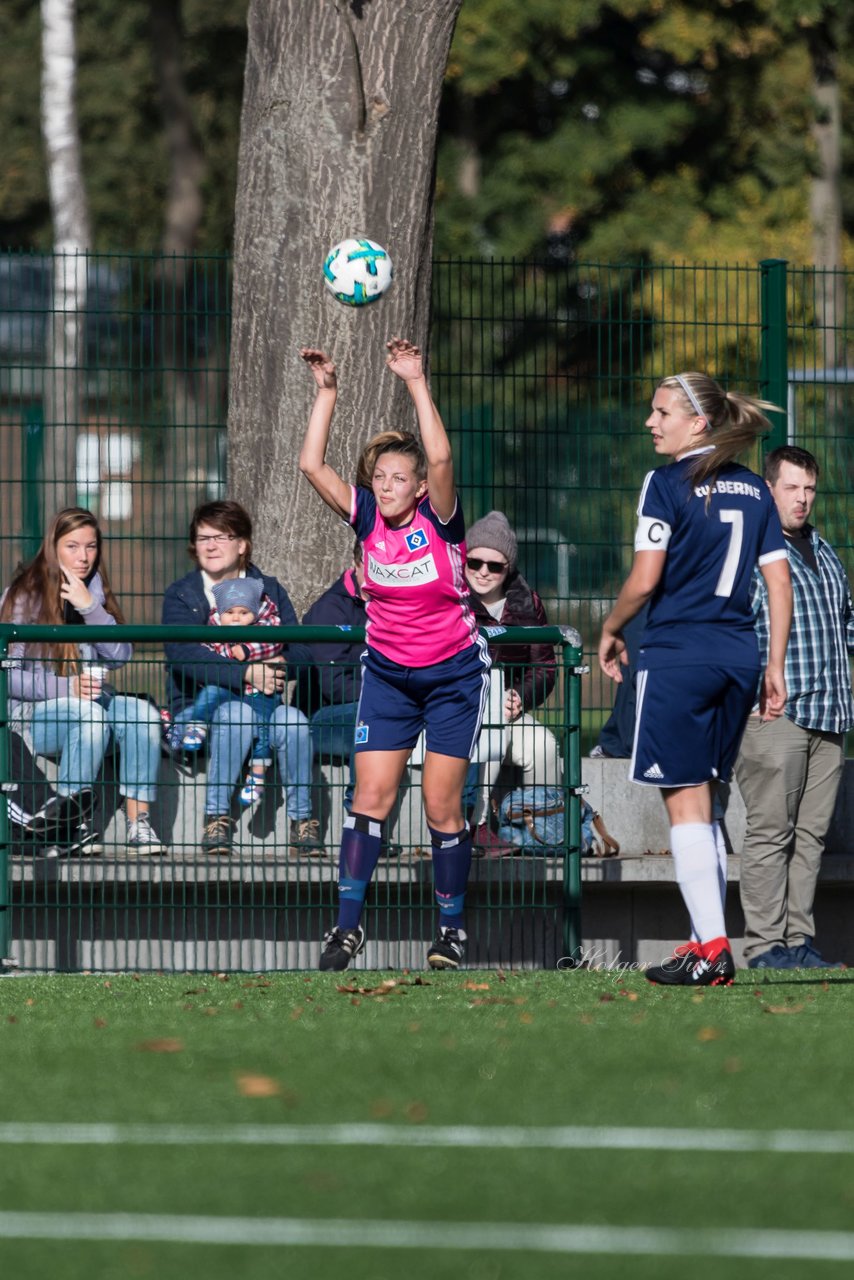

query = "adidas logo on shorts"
[{"left": 643, "top": 762, "right": 664, "bottom": 780}]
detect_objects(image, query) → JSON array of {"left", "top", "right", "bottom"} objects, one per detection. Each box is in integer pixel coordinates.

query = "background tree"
[
  {"left": 40, "top": 0, "right": 91, "bottom": 516},
  {"left": 227, "top": 0, "right": 463, "bottom": 610}
]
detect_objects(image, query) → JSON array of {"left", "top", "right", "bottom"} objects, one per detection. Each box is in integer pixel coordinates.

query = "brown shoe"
[
  {"left": 201, "top": 814, "right": 234, "bottom": 856},
  {"left": 290, "top": 817, "right": 324, "bottom": 856}
]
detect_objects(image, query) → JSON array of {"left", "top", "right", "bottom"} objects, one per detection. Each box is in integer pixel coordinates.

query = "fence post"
[
  {"left": 560, "top": 629, "right": 585, "bottom": 964},
  {"left": 760, "top": 258, "right": 789, "bottom": 451},
  {"left": 0, "top": 634, "right": 11, "bottom": 968}
]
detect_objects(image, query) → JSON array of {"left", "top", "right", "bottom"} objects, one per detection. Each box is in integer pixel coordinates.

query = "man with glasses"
[{"left": 162, "top": 500, "right": 322, "bottom": 857}]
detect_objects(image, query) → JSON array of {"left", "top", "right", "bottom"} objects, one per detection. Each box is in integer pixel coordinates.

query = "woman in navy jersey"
[
  {"left": 299, "top": 338, "right": 490, "bottom": 973},
  {"left": 598, "top": 372, "right": 792, "bottom": 986}
]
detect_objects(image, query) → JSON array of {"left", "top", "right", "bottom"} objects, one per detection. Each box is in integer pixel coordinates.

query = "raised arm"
[
  {"left": 298, "top": 348, "right": 352, "bottom": 519},
  {"left": 386, "top": 338, "right": 456, "bottom": 522}
]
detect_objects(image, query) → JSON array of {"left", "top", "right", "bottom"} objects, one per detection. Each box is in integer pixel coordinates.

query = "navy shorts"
[
  {"left": 630, "top": 662, "right": 758, "bottom": 788},
  {"left": 354, "top": 637, "right": 491, "bottom": 759}
]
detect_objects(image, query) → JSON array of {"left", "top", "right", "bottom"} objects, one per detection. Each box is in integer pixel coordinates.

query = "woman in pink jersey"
[{"left": 300, "top": 337, "right": 491, "bottom": 972}]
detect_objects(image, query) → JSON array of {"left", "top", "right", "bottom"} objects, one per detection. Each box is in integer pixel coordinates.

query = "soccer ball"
[{"left": 323, "top": 237, "right": 393, "bottom": 306}]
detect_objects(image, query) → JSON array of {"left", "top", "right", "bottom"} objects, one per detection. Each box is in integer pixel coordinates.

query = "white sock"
[{"left": 671, "top": 823, "right": 726, "bottom": 944}]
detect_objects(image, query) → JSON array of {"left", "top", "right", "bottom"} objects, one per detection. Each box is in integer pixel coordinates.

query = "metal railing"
[{"left": 0, "top": 623, "right": 584, "bottom": 973}]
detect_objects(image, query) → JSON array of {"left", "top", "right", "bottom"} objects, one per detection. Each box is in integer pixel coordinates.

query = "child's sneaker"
[
  {"left": 319, "top": 925, "right": 365, "bottom": 972},
  {"left": 180, "top": 723, "right": 207, "bottom": 752},
  {"left": 239, "top": 770, "right": 265, "bottom": 808},
  {"left": 427, "top": 926, "right": 467, "bottom": 970}
]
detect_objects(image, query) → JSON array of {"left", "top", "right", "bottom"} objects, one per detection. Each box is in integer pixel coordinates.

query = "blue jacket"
[
  {"left": 301, "top": 569, "right": 366, "bottom": 707},
  {"left": 161, "top": 564, "right": 303, "bottom": 717}
]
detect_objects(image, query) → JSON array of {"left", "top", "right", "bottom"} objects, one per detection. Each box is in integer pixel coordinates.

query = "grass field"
[{"left": 2, "top": 967, "right": 854, "bottom": 1279}]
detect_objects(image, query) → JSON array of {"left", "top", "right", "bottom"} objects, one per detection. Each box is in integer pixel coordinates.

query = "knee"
[{"left": 213, "top": 698, "right": 255, "bottom": 731}]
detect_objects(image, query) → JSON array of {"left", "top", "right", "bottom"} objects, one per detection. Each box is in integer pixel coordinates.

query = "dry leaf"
[
  {"left": 202, "top": 1007, "right": 219, "bottom": 1017},
  {"left": 7, "top": 1016, "right": 18, "bottom": 1024},
  {"left": 236, "top": 1073, "right": 282, "bottom": 1098},
  {"left": 405, "top": 1101, "right": 429, "bottom": 1124},
  {"left": 519, "top": 1011, "right": 534, "bottom": 1024},
  {"left": 599, "top": 993, "right": 615, "bottom": 1003},
  {"left": 93, "top": 1018, "right": 107, "bottom": 1029},
  {"left": 215, "top": 973, "right": 230, "bottom": 982},
  {"left": 764, "top": 1003, "right": 805, "bottom": 1015},
  {"left": 370, "top": 1098, "right": 394, "bottom": 1119},
  {"left": 136, "top": 1038, "right": 184, "bottom": 1053},
  {"left": 697, "top": 1026, "right": 724, "bottom": 1042},
  {"left": 463, "top": 982, "right": 490, "bottom": 991}
]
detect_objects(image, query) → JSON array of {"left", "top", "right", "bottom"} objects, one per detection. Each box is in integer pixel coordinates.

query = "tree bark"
[
  {"left": 40, "top": 0, "right": 91, "bottom": 519},
  {"left": 228, "top": 0, "right": 462, "bottom": 612}
]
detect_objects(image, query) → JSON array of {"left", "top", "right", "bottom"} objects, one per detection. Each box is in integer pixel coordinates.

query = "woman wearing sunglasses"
[{"left": 462, "top": 512, "right": 561, "bottom": 853}]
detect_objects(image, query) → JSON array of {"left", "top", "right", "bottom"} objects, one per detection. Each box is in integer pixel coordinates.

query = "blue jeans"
[
  {"left": 30, "top": 695, "right": 162, "bottom": 802},
  {"left": 177, "top": 683, "right": 278, "bottom": 762},
  {"left": 189, "top": 698, "right": 313, "bottom": 817},
  {"left": 309, "top": 701, "right": 358, "bottom": 811}
]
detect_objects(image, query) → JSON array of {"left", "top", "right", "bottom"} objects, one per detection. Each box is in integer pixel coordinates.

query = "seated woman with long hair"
[{"left": 0, "top": 507, "right": 166, "bottom": 856}]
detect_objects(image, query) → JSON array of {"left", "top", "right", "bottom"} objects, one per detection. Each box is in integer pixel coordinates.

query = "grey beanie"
[
  {"left": 212, "top": 577, "right": 263, "bottom": 618},
  {"left": 465, "top": 511, "right": 518, "bottom": 573}
]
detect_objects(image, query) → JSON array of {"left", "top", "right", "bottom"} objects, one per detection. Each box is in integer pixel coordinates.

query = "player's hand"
[
  {"left": 300, "top": 348, "right": 337, "bottom": 390},
  {"left": 59, "top": 562, "right": 94, "bottom": 613},
  {"left": 759, "top": 664, "right": 786, "bottom": 720},
  {"left": 598, "top": 628, "right": 628, "bottom": 682},
  {"left": 386, "top": 338, "right": 424, "bottom": 382}
]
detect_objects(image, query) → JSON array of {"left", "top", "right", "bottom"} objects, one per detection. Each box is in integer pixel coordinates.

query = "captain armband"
[{"left": 634, "top": 515, "right": 672, "bottom": 552}]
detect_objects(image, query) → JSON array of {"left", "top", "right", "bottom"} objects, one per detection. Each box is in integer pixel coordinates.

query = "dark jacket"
[
  {"left": 161, "top": 564, "right": 301, "bottom": 717},
  {"left": 300, "top": 569, "right": 366, "bottom": 707},
  {"left": 468, "top": 571, "right": 557, "bottom": 710}
]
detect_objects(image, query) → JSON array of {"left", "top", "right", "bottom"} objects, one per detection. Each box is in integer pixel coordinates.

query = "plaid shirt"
[
  {"left": 750, "top": 527, "right": 854, "bottom": 733},
  {"left": 205, "top": 594, "right": 284, "bottom": 690}
]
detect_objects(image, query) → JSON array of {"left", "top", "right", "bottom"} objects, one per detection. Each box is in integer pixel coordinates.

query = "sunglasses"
[{"left": 466, "top": 557, "right": 508, "bottom": 575}]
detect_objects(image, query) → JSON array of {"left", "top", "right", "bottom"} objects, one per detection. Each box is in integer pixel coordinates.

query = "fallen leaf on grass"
[
  {"left": 235, "top": 1073, "right": 282, "bottom": 1098},
  {"left": 697, "top": 1026, "right": 724, "bottom": 1042},
  {"left": 7, "top": 1016, "right": 17, "bottom": 1024},
  {"left": 335, "top": 978, "right": 424, "bottom": 998},
  {"left": 405, "top": 1101, "right": 429, "bottom": 1124},
  {"left": 135, "top": 1038, "right": 184, "bottom": 1053},
  {"left": 93, "top": 1018, "right": 107, "bottom": 1029},
  {"left": 183, "top": 988, "right": 208, "bottom": 996},
  {"left": 764, "top": 1004, "right": 805, "bottom": 1016},
  {"left": 469, "top": 997, "right": 517, "bottom": 1006},
  {"left": 463, "top": 981, "right": 490, "bottom": 991},
  {"left": 370, "top": 1098, "right": 395, "bottom": 1119},
  {"left": 519, "top": 1011, "right": 534, "bottom": 1024},
  {"left": 496, "top": 970, "right": 507, "bottom": 983},
  {"left": 215, "top": 973, "right": 230, "bottom": 982},
  {"left": 202, "top": 1007, "right": 219, "bottom": 1017},
  {"left": 599, "top": 993, "right": 615, "bottom": 1003}
]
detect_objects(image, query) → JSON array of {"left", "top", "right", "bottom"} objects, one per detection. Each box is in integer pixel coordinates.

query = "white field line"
[
  {"left": 1, "top": 1122, "right": 854, "bottom": 1155},
  {"left": 2, "top": 1213, "right": 854, "bottom": 1259}
]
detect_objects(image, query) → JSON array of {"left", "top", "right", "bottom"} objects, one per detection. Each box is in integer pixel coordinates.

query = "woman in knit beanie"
[{"left": 464, "top": 511, "right": 561, "bottom": 855}]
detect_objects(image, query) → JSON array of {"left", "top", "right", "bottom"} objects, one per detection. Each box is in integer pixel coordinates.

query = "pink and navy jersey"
[
  {"left": 635, "top": 454, "right": 787, "bottom": 669},
  {"left": 350, "top": 486, "right": 478, "bottom": 667}
]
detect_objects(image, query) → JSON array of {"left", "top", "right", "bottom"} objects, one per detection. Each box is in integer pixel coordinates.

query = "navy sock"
[
  {"left": 429, "top": 824, "right": 471, "bottom": 932},
  {"left": 337, "top": 812, "right": 382, "bottom": 930}
]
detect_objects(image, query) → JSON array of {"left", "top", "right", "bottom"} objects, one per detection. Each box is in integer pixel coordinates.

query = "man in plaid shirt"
[{"left": 736, "top": 445, "right": 854, "bottom": 969}]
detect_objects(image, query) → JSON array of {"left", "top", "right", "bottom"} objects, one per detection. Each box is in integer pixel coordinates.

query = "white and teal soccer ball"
[{"left": 323, "top": 237, "right": 393, "bottom": 306}]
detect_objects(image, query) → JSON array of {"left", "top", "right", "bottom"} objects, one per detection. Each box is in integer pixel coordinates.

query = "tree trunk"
[
  {"left": 807, "top": 18, "right": 846, "bottom": 372},
  {"left": 40, "top": 0, "right": 91, "bottom": 519},
  {"left": 228, "top": 0, "right": 462, "bottom": 612}
]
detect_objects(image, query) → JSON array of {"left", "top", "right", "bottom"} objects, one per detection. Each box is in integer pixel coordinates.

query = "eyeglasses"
[
  {"left": 195, "top": 534, "right": 238, "bottom": 545},
  {"left": 466, "top": 557, "right": 508, "bottom": 575}
]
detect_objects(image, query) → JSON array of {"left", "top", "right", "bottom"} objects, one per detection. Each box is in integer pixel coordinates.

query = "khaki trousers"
[{"left": 734, "top": 715, "right": 843, "bottom": 961}]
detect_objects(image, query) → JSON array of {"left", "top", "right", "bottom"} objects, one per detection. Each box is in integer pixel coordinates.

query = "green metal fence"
[
  {"left": 0, "top": 623, "right": 584, "bottom": 974},
  {"left": 2, "top": 251, "right": 850, "bottom": 749}
]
